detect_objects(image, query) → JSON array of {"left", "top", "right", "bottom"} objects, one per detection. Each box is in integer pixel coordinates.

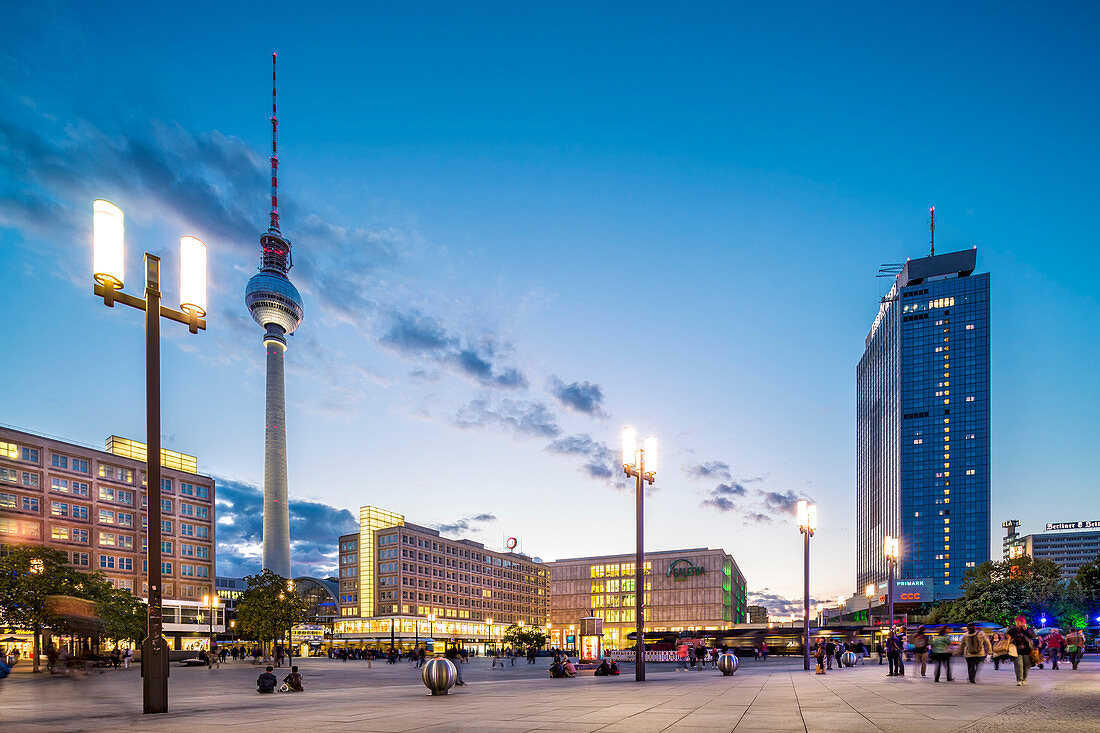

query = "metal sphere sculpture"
[
  {"left": 422, "top": 656, "right": 458, "bottom": 695},
  {"left": 717, "top": 652, "right": 740, "bottom": 676},
  {"left": 841, "top": 651, "right": 856, "bottom": 667}
]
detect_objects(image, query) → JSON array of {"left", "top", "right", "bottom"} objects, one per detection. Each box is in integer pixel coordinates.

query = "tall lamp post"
[
  {"left": 622, "top": 427, "right": 657, "bottom": 682},
  {"left": 486, "top": 617, "right": 493, "bottom": 652},
  {"left": 884, "top": 536, "right": 900, "bottom": 631},
  {"left": 796, "top": 500, "right": 817, "bottom": 671},
  {"left": 91, "top": 200, "right": 207, "bottom": 714},
  {"left": 202, "top": 595, "right": 219, "bottom": 656},
  {"left": 427, "top": 613, "right": 434, "bottom": 652}
]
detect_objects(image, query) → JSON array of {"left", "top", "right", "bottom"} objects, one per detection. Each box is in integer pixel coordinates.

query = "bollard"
[
  {"left": 717, "top": 653, "right": 740, "bottom": 676},
  {"left": 841, "top": 651, "right": 856, "bottom": 667},
  {"left": 422, "top": 656, "right": 458, "bottom": 695}
]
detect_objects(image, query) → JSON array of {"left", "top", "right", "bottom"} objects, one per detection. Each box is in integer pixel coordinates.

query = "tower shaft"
[{"left": 261, "top": 334, "right": 291, "bottom": 577}]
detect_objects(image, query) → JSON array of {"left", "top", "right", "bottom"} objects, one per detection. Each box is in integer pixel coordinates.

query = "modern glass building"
[{"left": 856, "top": 248, "right": 990, "bottom": 600}]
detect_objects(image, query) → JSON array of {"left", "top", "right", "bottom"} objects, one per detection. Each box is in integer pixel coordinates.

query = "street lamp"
[
  {"left": 91, "top": 200, "right": 207, "bottom": 714},
  {"left": 202, "top": 595, "right": 219, "bottom": 659},
  {"left": 884, "top": 536, "right": 900, "bottom": 631},
  {"left": 486, "top": 618, "right": 493, "bottom": 652},
  {"left": 427, "top": 613, "right": 434, "bottom": 652},
  {"left": 622, "top": 427, "right": 657, "bottom": 682},
  {"left": 796, "top": 500, "right": 817, "bottom": 671}
]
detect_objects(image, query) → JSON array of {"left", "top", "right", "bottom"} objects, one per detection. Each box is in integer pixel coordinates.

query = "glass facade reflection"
[{"left": 856, "top": 249, "right": 990, "bottom": 600}]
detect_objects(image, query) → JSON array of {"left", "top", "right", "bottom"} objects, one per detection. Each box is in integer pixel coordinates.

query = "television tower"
[{"left": 245, "top": 52, "right": 303, "bottom": 578}]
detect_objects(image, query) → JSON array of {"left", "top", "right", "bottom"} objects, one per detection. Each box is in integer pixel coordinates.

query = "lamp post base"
[{"left": 141, "top": 636, "right": 170, "bottom": 714}]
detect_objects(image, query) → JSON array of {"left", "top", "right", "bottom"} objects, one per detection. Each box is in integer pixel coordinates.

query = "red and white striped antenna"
[{"left": 269, "top": 51, "right": 280, "bottom": 232}]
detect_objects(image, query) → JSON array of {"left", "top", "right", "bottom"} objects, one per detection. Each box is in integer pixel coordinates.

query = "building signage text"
[
  {"left": 666, "top": 558, "right": 706, "bottom": 580},
  {"left": 1045, "top": 521, "right": 1100, "bottom": 531}
]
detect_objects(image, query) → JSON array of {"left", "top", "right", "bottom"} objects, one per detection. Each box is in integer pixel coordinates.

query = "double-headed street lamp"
[
  {"left": 884, "top": 536, "right": 900, "bottom": 631},
  {"left": 92, "top": 200, "right": 207, "bottom": 714},
  {"left": 796, "top": 500, "right": 817, "bottom": 671},
  {"left": 622, "top": 427, "right": 657, "bottom": 682}
]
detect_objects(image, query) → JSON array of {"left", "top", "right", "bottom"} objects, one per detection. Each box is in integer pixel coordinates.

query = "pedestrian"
[
  {"left": 876, "top": 640, "right": 884, "bottom": 665},
  {"left": 991, "top": 632, "right": 1011, "bottom": 670},
  {"left": 256, "top": 665, "right": 277, "bottom": 693},
  {"left": 834, "top": 641, "right": 845, "bottom": 670},
  {"left": 688, "top": 644, "right": 697, "bottom": 670},
  {"left": 886, "top": 631, "right": 904, "bottom": 677},
  {"left": 825, "top": 639, "right": 835, "bottom": 670},
  {"left": 677, "top": 642, "right": 690, "bottom": 671},
  {"left": 760, "top": 640, "right": 768, "bottom": 661},
  {"left": 814, "top": 638, "right": 827, "bottom": 675},
  {"left": 123, "top": 647, "right": 133, "bottom": 670},
  {"left": 961, "top": 623, "right": 992, "bottom": 683},
  {"left": 931, "top": 626, "right": 953, "bottom": 682},
  {"left": 911, "top": 626, "right": 929, "bottom": 677},
  {"left": 1006, "top": 616, "right": 1037, "bottom": 686},
  {"left": 445, "top": 646, "right": 465, "bottom": 686},
  {"left": 1046, "top": 629, "right": 1064, "bottom": 670},
  {"left": 1064, "top": 627, "right": 1086, "bottom": 670}
]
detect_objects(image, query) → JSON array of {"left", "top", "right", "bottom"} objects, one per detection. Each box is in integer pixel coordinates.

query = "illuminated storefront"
[{"left": 549, "top": 547, "right": 747, "bottom": 650}]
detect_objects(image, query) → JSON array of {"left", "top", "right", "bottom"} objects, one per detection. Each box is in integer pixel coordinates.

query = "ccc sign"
[{"left": 898, "top": 592, "right": 922, "bottom": 601}]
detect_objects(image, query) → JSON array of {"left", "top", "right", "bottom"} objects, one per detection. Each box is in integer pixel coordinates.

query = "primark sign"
[{"left": 1046, "top": 521, "right": 1100, "bottom": 531}]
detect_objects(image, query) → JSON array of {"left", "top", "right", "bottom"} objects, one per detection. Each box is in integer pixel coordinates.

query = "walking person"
[
  {"left": 1046, "top": 628, "right": 1064, "bottom": 670},
  {"left": 760, "top": 640, "right": 768, "bottom": 661},
  {"left": 1006, "top": 616, "right": 1038, "bottom": 686},
  {"left": 825, "top": 639, "right": 835, "bottom": 670},
  {"left": 911, "top": 626, "right": 929, "bottom": 677},
  {"left": 1064, "top": 627, "right": 1086, "bottom": 670},
  {"left": 835, "top": 641, "right": 846, "bottom": 670},
  {"left": 961, "top": 623, "right": 991, "bottom": 683},
  {"left": 886, "top": 631, "right": 904, "bottom": 677},
  {"left": 445, "top": 646, "right": 466, "bottom": 686},
  {"left": 814, "top": 638, "right": 827, "bottom": 675},
  {"left": 931, "top": 626, "right": 953, "bottom": 682}
]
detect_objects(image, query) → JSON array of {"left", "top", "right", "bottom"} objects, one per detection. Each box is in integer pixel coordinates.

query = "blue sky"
[{"left": 1, "top": 2, "right": 1097, "bottom": 616}]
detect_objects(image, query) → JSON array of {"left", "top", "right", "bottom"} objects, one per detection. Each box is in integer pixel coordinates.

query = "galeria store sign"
[{"left": 666, "top": 559, "right": 705, "bottom": 580}]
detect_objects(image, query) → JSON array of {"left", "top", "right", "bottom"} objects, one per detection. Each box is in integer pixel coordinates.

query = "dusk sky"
[{"left": 2, "top": 2, "right": 1097, "bottom": 617}]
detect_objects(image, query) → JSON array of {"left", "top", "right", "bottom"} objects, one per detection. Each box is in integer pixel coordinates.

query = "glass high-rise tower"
[{"left": 856, "top": 248, "right": 990, "bottom": 601}]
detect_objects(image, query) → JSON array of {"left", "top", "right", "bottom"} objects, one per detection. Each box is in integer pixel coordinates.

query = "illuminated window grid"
[
  {"left": 358, "top": 506, "right": 404, "bottom": 618},
  {"left": 105, "top": 435, "right": 199, "bottom": 474}
]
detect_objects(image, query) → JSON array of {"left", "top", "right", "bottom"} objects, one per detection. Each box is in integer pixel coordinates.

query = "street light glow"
[
  {"left": 179, "top": 236, "right": 207, "bottom": 317},
  {"left": 866, "top": 584, "right": 875, "bottom": 597},
  {"left": 622, "top": 426, "right": 636, "bottom": 466},
  {"left": 93, "top": 199, "right": 125, "bottom": 288},
  {"left": 884, "top": 536, "right": 900, "bottom": 559},
  {"left": 643, "top": 435, "right": 658, "bottom": 474}
]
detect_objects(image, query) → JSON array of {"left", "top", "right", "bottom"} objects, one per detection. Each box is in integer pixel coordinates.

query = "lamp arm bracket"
[{"left": 94, "top": 282, "right": 147, "bottom": 312}]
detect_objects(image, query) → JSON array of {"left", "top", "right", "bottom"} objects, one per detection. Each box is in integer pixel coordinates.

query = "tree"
[
  {"left": 1073, "top": 551, "right": 1100, "bottom": 624},
  {"left": 928, "top": 555, "right": 1072, "bottom": 627},
  {"left": 0, "top": 547, "right": 84, "bottom": 672},
  {"left": 501, "top": 624, "right": 548, "bottom": 650},
  {"left": 235, "top": 570, "right": 308, "bottom": 660},
  {"left": 86, "top": 574, "right": 147, "bottom": 645}
]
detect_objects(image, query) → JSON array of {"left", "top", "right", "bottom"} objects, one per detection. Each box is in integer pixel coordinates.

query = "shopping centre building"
[
  {"left": 332, "top": 505, "right": 550, "bottom": 651},
  {"left": 548, "top": 547, "right": 747, "bottom": 651},
  {"left": 0, "top": 425, "right": 222, "bottom": 653}
]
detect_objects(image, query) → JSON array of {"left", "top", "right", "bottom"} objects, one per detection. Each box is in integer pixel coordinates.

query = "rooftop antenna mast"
[
  {"left": 269, "top": 52, "right": 279, "bottom": 233},
  {"left": 929, "top": 205, "right": 935, "bottom": 256}
]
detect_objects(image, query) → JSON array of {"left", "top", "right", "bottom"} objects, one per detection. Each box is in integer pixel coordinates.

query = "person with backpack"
[
  {"left": 961, "top": 623, "right": 992, "bottom": 683},
  {"left": 931, "top": 626, "right": 954, "bottom": 682},
  {"left": 886, "top": 631, "right": 904, "bottom": 677},
  {"left": 1064, "top": 627, "right": 1087, "bottom": 670}
]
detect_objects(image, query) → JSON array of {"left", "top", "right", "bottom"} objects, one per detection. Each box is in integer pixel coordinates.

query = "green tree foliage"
[
  {"left": 1074, "top": 552, "right": 1100, "bottom": 606},
  {"left": 0, "top": 547, "right": 85, "bottom": 672},
  {"left": 86, "top": 574, "right": 147, "bottom": 644},
  {"left": 501, "top": 623, "right": 548, "bottom": 649},
  {"left": 928, "top": 555, "right": 1076, "bottom": 627},
  {"left": 235, "top": 570, "right": 308, "bottom": 653}
]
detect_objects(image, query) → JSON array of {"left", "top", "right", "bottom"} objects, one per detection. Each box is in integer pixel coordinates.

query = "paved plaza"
[{"left": 2, "top": 655, "right": 1098, "bottom": 732}]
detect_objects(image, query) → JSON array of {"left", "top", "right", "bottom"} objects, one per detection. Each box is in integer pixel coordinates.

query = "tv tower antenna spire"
[
  {"left": 929, "top": 205, "right": 935, "bottom": 257},
  {"left": 269, "top": 51, "right": 279, "bottom": 233}
]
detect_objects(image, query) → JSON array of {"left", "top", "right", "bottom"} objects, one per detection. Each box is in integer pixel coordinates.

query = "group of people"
[
  {"left": 256, "top": 665, "right": 303, "bottom": 693},
  {"left": 676, "top": 642, "right": 730, "bottom": 670},
  {"left": 547, "top": 654, "right": 578, "bottom": 678},
  {"left": 816, "top": 617, "right": 1088, "bottom": 686}
]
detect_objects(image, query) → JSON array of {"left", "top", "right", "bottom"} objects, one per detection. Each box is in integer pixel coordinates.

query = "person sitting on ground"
[
  {"left": 594, "top": 658, "right": 611, "bottom": 676},
  {"left": 257, "top": 665, "right": 278, "bottom": 693},
  {"left": 283, "top": 665, "right": 304, "bottom": 692},
  {"left": 548, "top": 660, "right": 565, "bottom": 678},
  {"left": 563, "top": 657, "right": 577, "bottom": 678},
  {"left": 609, "top": 659, "right": 620, "bottom": 675}
]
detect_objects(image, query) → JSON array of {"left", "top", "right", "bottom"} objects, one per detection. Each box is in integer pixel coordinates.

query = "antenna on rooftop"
[
  {"left": 929, "top": 206, "right": 935, "bottom": 256},
  {"left": 269, "top": 51, "right": 279, "bottom": 233}
]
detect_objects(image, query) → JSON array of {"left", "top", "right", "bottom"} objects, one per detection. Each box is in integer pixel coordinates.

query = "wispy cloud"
[
  {"left": 547, "top": 377, "right": 606, "bottom": 417},
  {"left": 453, "top": 398, "right": 561, "bottom": 438},
  {"left": 749, "top": 589, "right": 829, "bottom": 618},
  {"left": 545, "top": 433, "right": 617, "bottom": 482},
  {"left": 433, "top": 513, "right": 498, "bottom": 535},
  {"left": 684, "top": 461, "right": 732, "bottom": 481}
]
